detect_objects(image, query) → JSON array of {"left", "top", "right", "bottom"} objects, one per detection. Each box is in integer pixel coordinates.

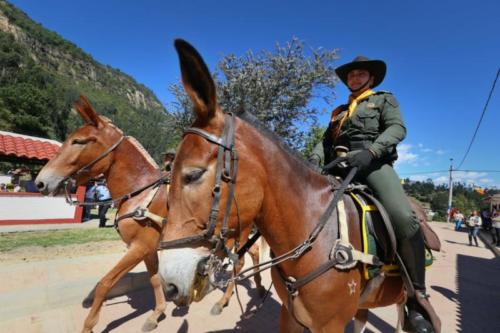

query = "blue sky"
[{"left": 9, "top": 0, "right": 500, "bottom": 188}]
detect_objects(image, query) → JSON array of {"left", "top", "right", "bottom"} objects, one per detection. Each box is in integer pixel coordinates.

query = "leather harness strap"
[
  {"left": 158, "top": 113, "right": 238, "bottom": 253},
  {"left": 114, "top": 183, "right": 169, "bottom": 231}
]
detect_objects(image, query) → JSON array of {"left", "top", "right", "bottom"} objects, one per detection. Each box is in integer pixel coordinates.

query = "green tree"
[
  {"left": 302, "top": 125, "right": 326, "bottom": 159},
  {"left": 170, "top": 37, "right": 340, "bottom": 149}
]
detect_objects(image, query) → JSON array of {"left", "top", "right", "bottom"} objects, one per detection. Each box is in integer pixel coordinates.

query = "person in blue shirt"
[
  {"left": 83, "top": 181, "right": 98, "bottom": 222},
  {"left": 95, "top": 181, "right": 111, "bottom": 228}
]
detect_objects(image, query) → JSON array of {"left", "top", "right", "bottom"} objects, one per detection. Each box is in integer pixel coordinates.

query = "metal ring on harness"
[
  {"left": 333, "top": 244, "right": 354, "bottom": 266},
  {"left": 133, "top": 208, "right": 148, "bottom": 221}
]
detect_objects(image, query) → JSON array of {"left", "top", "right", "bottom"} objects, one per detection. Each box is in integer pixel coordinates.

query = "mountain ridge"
[{"left": 0, "top": 0, "right": 176, "bottom": 161}]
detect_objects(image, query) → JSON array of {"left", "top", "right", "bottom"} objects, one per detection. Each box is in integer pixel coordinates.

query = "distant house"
[
  {"left": 0, "top": 131, "right": 84, "bottom": 226},
  {"left": 484, "top": 194, "right": 500, "bottom": 211}
]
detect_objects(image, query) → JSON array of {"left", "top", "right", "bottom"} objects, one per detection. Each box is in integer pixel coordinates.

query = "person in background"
[
  {"left": 453, "top": 210, "right": 464, "bottom": 231},
  {"left": 83, "top": 181, "right": 97, "bottom": 222},
  {"left": 466, "top": 210, "right": 482, "bottom": 246},
  {"left": 491, "top": 210, "right": 500, "bottom": 246},
  {"left": 481, "top": 209, "right": 492, "bottom": 231},
  {"left": 163, "top": 149, "right": 176, "bottom": 178},
  {"left": 0, "top": 183, "right": 7, "bottom": 192},
  {"left": 95, "top": 180, "right": 111, "bottom": 228},
  {"left": 13, "top": 183, "right": 22, "bottom": 192}
]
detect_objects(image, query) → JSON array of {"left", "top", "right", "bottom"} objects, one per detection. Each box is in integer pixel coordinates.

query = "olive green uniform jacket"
[
  {"left": 312, "top": 91, "right": 420, "bottom": 240},
  {"left": 311, "top": 91, "right": 406, "bottom": 164}
]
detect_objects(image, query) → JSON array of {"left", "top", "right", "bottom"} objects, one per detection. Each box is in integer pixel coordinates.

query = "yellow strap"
[
  {"left": 334, "top": 89, "right": 374, "bottom": 138},
  {"left": 347, "top": 89, "right": 375, "bottom": 118}
]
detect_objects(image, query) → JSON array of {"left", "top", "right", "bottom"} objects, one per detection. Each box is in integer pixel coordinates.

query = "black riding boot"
[{"left": 399, "top": 231, "right": 435, "bottom": 333}]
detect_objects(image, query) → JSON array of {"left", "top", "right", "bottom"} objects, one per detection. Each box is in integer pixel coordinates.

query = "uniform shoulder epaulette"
[{"left": 374, "top": 90, "right": 392, "bottom": 95}]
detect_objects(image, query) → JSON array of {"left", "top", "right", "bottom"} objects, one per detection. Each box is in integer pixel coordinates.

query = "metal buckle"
[
  {"left": 133, "top": 208, "right": 148, "bottom": 220},
  {"left": 292, "top": 240, "right": 312, "bottom": 259},
  {"left": 285, "top": 276, "right": 298, "bottom": 296}
]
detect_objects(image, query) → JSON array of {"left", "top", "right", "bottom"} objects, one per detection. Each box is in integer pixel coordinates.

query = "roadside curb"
[{"left": 479, "top": 230, "right": 500, "bottom": 257}]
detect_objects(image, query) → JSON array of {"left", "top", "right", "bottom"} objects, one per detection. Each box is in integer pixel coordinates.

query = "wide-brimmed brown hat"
[
  {"left": 335, "top": 56, "right": 386, "bottom": 88},
  {"left": 163, "top": 148, "right": 176, "bottom": 157}
]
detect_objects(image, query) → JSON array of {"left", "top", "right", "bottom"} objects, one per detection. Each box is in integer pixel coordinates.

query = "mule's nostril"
[
  {"left": 165, "top": 283, "right": 178, "bottom": 300},
  {"left": 36, "top": 181, "right": 45, "bottom": 190}
]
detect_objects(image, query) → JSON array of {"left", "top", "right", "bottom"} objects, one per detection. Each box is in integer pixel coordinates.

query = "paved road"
[{"left": 1, "top": 222, "right": 499, "bottom": 332}]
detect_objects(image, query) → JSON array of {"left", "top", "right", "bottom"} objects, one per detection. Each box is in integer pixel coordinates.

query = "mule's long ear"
[
  {"left": 174, "top": 39, "right": 217, "bottom": 123},
  {"left": 74, "top": 95, "right": 100, "bottom": 127}
]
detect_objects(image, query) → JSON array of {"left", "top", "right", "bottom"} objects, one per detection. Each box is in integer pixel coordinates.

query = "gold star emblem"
[{"left": 348, "top": 279, "right": 357, "bottom": 295}]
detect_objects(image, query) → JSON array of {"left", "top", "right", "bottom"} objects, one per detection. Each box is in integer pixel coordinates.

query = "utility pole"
[{"left": 447, "top": 158, "right": 454, "bottom": 222}]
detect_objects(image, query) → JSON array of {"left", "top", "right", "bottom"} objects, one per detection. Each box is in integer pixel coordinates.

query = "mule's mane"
[
  {"left": 127, "top": 137, "right": 160, "bottom": 169},
  {"left": 99, "top": 116, "right": 124, "bottom": 135},
  {"left": 96, "top": 115, "right": 159, "bottom": 169},
  {"left": 235, "top": 109, "right": 322, "bottom": 173}
]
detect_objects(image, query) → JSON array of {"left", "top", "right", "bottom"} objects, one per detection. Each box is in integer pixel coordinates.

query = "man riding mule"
[
  {"left": 158, "top": 39, "right": 440, "bottom": 333},
  {"left": 311, "top": 56, "right": 441, "bottom": 332}
]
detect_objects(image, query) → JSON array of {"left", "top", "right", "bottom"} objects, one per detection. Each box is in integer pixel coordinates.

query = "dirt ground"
[
  {"left": 1, "top": 223, "right": 499, "bottom": 333},
  {"left": 0, "top": 240, "right": 125, "bottom": 263}
]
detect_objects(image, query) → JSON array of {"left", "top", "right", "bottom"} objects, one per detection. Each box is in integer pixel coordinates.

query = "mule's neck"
[
  {"left": 237, "top": 120, "right": 333, "bottom": 256},
  {"left": 105, "top": 137, "right": 161, "bottom": 200}
]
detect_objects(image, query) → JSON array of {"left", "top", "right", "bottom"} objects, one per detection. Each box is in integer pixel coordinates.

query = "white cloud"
[
  {"left": 415, "top": 143, "right": 433, "bottom": 153},
  {"left": 433, "top": 176, "right": 449, "bottom": 184},
  {"left": 396, "top": 143, "right": 418, "bottom": 165},
  {"left": 407, "top": 171, "right": 496, "bottom": 187},
  {"left": 435, "top": 149, "right": 445, "bottom": 155}
]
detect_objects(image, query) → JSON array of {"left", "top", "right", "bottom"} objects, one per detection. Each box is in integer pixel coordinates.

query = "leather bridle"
[
  {"left": 62, "top": 135, "right": 125, "bottom": 206},
  {"left": 61, "top": 135, "right": 167, "bottom": 209},
  {"left": 158, "top": 112, "right": 238, "bottom": 257}
]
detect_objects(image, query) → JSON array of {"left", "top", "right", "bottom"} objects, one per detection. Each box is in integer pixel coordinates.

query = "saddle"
[{"left": 347, "top": 189, "right": 435, "bottom": 279}]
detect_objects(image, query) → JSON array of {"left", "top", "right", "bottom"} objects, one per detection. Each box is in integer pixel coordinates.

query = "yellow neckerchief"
[{"left": 334, "top": 89, "right": 375, "bottom": 138}]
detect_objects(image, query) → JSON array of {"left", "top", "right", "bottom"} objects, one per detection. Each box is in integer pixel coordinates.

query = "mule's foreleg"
[
  {"left": 353, "top": 309, "right": 369, "bottom": 333},
  {"left": 142, "top": 251, "right": 167, "bottom": 331},
  {"left": 248, "top": 242, "right": 266, "bottom": 297},
  {"left": 279, "top": 304, "right": 305, "bottom": 333},
  {"left": 81, "top": 245, "right": 145, "bottom": 333},
  {"left": 210, "top": 256, "right": 246, "bottom": 315},
  {"left": 395, "top": 301, "right": 405, "bottom": 333}
]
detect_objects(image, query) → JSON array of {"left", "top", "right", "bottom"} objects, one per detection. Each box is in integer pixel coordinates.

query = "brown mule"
[
  {"left": 157, "top": 40, "right": 413, "bottom": 332},
  {"left": 35, "top": 96, "right": 169, "bottom": 333},
  {"left": 35, "top": 96, "right": 265, "bottom": 331}
]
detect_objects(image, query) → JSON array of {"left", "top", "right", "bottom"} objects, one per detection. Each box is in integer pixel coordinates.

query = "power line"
[
  {"left": 399, "top": 169, "right": 500, "bottom": 176},
  {"left": 457, "top": 68, "right": 500, "bottom": 169},
  {"left": 399, "top": 170, "right": 448, "bottom": 175},
  {"left": 455, "top": 169, "right": 500, "bottom": 173}
]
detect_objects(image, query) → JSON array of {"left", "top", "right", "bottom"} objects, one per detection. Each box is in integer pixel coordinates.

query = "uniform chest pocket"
[{"left": 355, "top": 109, "right": 379, "bottom": 132}]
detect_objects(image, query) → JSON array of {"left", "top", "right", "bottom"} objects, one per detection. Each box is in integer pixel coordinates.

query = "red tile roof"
[{"left": 0, "top": 131, "right": 61, "bottom": 161}]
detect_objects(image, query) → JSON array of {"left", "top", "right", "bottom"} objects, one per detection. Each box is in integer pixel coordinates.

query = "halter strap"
[
  {"left": 62, "top": 135, "right": 125, "bottom": 185},
  {"left": 183, "top": 128, "right": 231, "bottom": 150},
  {"left": 159, "top": 113, "right": 238, "bottom": 251}
]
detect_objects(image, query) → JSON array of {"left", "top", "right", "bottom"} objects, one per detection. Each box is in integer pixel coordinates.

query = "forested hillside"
[
  {"left": 0, "top": 0, "right": 176, "bottom": 161},
  {"left": 403, "top": 179, "right": 498, "bottom": 219}
]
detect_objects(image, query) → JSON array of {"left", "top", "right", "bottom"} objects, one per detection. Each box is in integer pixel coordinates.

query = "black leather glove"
[{"left": 347, "top": 149, "right": 375, "bottom": 171}]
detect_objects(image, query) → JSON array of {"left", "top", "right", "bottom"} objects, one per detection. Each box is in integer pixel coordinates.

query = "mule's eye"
[
  {"left": 183, "top": 169, "right": 206, "bottom": 184},
  {"left": 71, "top": 138, "right": 89, "bottom": 145}
]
